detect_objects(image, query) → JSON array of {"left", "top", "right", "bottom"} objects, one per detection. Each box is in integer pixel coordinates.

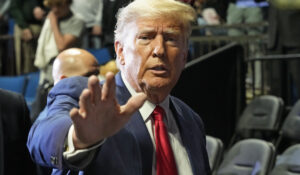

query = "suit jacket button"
[{"left": 51, "top": 156, "right": 58, "bottom": 165}]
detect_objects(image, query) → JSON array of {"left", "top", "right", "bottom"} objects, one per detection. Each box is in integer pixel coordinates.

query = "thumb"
[{"left": 120, "top": 92, "right": 147, "bottom": 116}]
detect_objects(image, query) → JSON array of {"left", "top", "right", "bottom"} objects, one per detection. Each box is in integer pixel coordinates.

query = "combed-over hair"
[{"left": 114, "top": 0, "right": 196, "bottom": 44}]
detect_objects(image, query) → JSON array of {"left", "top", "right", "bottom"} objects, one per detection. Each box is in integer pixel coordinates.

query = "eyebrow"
[{"left": 138, "top": 27, "right": 181, "bottom": 35}]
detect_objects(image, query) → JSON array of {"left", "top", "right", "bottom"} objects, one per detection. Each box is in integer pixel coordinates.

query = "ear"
[
  {"left": 60, "top": 75, "right": 67, "bottom": 80},
  {"left": 115, "top": 41, "right": 125, "bottom": 65}
]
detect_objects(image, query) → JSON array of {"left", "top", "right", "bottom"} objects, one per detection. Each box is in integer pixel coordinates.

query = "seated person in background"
[
  {"left": 27, "top": 0, "right": 210, "bottom": 174},
  {"left": 0, "top": 89, "right": 37, "bottom": 175}
]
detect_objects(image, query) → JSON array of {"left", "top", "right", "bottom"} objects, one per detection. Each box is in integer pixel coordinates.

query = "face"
[
  {"left": 79, "top": 56, "right": 100, "bottom": 77},
  {"left": 51, "top": 3, "right": 70, "bottom": 19},
  {"left": 116, "top": 17, "right": 188, "bottom": 103}
]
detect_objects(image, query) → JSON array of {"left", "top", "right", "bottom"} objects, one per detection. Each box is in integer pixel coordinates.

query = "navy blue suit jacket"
[{"left": 27, "top": 72, "right": 210, "bottom": 175}]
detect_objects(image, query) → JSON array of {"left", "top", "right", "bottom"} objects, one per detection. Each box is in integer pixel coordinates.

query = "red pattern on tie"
[{"left": 153, "top": 105, "right": 178, "bottom": 175}]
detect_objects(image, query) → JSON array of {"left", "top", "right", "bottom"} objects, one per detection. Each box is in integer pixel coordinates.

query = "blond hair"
[{"left": 114, "top": 0, "right": 196, "bottom": 44}]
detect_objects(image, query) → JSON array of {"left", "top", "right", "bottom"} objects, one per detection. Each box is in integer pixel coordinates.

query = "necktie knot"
[{"left": 152, "top": 105, "right": 165, "bottom": 121}]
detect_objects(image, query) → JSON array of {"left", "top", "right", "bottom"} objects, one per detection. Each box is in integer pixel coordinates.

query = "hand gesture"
[
  {"left": 22, "top": 28, "right": 33, "bottom": 41},
  {"left": 70, "top": 73, "right": 147, "bottom": 149},
  {"left": 47, "top": 11, "right": 57, "bottom": 25}
]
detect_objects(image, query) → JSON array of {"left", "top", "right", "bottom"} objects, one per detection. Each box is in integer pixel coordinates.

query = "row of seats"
[
  {"left": 206, "top": 94, "right": 300, "bottom": 174},
  {"left": 233, "top": 95, "right": 300, "bottom": 151},
  {"left": 0, "top": 71, "right": 39, "bottom": 110},
  {"left": 231, "top": 95, "right": 284, "bottom": 147},
  {"left": 207, "top": 136, "right": 300, "bottom": 175}
]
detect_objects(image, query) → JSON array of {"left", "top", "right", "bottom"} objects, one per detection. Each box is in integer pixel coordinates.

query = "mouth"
[
  {"left": 149, "top": 65, "right": 168, "bottom": 75},
  {"left": 152, "top": 65, "right": 167, "bottom": 71}
]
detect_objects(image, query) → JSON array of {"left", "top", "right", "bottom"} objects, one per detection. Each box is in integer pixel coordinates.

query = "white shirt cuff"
[{"left": 63, "top": 125, "right": 106, "bottom": 169}]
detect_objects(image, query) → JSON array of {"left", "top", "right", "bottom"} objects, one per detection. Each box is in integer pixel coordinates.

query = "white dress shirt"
[{"left": 122, "top": 73, "right": 193, "bottom": 175}]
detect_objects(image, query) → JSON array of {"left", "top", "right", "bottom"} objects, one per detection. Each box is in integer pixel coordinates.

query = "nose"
[{"left": 152, "top": 35, "right": 165, "bottom": 58}]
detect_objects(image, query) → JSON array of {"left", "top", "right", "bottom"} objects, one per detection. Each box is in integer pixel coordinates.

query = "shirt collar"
[{"left": 121, "top": 72, "right": 170, "bottom": 122}]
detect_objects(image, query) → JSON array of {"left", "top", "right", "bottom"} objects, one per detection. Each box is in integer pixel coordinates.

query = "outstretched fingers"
[
  {"left": 88, "top": 75, "right": 102, "bottom": 104},
  {"left": 120, "top": 92, "right": 147, "bottom": 117},
  {"left": 102, "top": 72, "right": 116, "bottom": 101},
  {"left": 78, "top": 89, "right": 92, "bottom": 118}
]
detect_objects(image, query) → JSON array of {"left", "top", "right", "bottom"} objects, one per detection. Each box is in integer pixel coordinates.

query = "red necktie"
[{"left": 153, "top": 105, "right": 178, "bottom": 175}]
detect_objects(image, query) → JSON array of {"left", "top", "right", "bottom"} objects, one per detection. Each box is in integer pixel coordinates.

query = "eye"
[
  {"left": 137, "top": 34, "right": 153, "bottom": 45},
  {"left": 166, "top": 37, "right": 176, "bottom": 42},
  {"left": 139, "top": 35, "right": 150, "bottom": 40},
  {"left": 164, "top": 35, "right": 179, "bottom": 46},
  {"left": 165, "top": 33, "right": 179, "bottom": 41}
]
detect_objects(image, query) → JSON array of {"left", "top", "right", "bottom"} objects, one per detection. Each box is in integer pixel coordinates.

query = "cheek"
[
  {"left": 123, "top": 47, "right": 144, "bottom": 78},
  {"left": 131, "top": 45, "right": 151, "bottom": 72},
  {"left": 170, "top": 49, "right": 186, "bottom": 69}
]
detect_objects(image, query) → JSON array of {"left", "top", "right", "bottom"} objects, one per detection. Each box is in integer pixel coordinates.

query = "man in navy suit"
[{"left": 27, "top": 0, "right": 211, "bottom": 174}]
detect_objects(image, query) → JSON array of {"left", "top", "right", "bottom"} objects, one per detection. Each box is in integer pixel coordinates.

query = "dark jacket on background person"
[{"left": 0, "top": 89, "right": 37, "bottom": 175}]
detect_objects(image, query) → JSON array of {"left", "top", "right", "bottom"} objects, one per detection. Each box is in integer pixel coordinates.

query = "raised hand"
[
  {"left": 69, "top": 72, "right": 147, "bottom": 149},
  {"left": 22, "top": 28, "right": 33, "bottom": 41},
  {"left": 47, "top": 11, "right": 58, "bottom": 26}
]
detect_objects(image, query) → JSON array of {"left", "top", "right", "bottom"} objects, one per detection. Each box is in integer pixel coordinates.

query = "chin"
[
  {"left": 140, "top": 76, "right": 174, "bottom": 91},
  {"left": 146, "top": 81, "right": 172, "bottom": 94}
]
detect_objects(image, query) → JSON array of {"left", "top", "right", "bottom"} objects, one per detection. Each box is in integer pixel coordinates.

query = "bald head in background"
[{"left": 52, "top": 48, "right": 100, "bottom": 85}]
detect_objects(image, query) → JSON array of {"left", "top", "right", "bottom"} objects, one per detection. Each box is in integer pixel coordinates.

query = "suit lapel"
[
  {"left": 170, "top": 98, "right": 203, "bottom": 175},
  {"left": 115, "top": 73, "right": 153, "bottom": 175}
]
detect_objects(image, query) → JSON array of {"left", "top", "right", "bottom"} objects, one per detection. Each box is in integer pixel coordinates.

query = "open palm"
[{"left": 69, "top": 73, "right": 147, "bottom": 149}]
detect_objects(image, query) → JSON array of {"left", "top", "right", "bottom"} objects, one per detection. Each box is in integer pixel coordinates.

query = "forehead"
[{"left": 135, "top": 17, "right": 183, "bottom": 33}]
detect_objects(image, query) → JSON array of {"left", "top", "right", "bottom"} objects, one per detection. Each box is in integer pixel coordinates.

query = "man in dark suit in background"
[
  {"left": 27, "top": 0, "right": 210, "bottom": 174},
  {"left": 0, "top": 89, "right": 37, "bottom": 175}
]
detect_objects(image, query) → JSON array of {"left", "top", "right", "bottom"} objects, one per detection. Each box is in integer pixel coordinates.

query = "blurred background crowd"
[{"left": 1, "top": 0, "right": 300, "bottom": 106}]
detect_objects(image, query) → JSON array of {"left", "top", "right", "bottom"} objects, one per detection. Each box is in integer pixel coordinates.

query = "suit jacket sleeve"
[{"left": 27, "top": 76, "right": 88, "bottom": 169}]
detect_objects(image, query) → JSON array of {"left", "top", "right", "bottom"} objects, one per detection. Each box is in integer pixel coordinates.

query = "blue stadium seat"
[
  {"left": 0, "top": 75, "right": 26, "bottom": 94},
  {"left": 8, "top": 18, "right": 14, "bottom": 35},
  {"left": 24, "top": 71, "right": 40, "bottom": 109},
  {"left": 87, "top": 48, "right": 111, "bottom": 65}
]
